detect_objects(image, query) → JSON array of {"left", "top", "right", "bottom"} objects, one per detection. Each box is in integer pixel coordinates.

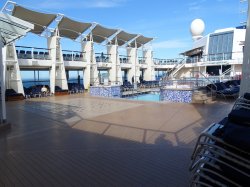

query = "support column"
[
  {"left": 82, "top": 41, "right": 98, "bottom": 88},
  {"left": 0, "top": 41, "right": 6, "bottom": 122},
  {"left": 143, "top": 49, "right": 155, "bottom": 81},
  {"left": 127, "top": 47, "right": 139, "bottom": 84},
  {"left": 240, "top": 0, "right": 250, "bottom": 95},
  {"left": 107, "top": 45, "right": 122, "bottom": 84},
  {"left": 48, "top": 32, "right": 68, "bottom": 93},
  {"left": 7, "top": 44, "right": 24, "bottom": 95}
]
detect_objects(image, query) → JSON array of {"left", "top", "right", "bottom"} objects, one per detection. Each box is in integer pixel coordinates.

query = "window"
[{"left": 208, "top": 31, "right": 234, "bottom": 61}]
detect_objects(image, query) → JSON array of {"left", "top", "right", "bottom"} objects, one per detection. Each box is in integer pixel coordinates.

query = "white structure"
[
  {"left": 240, "top": 0, "right": 250, "bottom": 95},
  {"left": 0, "top": 12, "right": 33, "bottom": 123},
  {"left": 190, "top": 19, "right": 205, "bottom": 41},
  {"left": 179, "top": 26, "right": 246, "bottom": 79},
  {"left": 1, "top": 1, "right": 185, "bottom": 98}
]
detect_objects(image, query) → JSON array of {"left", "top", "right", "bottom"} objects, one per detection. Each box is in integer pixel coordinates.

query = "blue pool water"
[{"left": 128, "top": 93, "right": 160, "bottom": 101}]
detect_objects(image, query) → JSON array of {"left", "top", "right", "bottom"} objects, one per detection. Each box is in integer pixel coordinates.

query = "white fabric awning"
[
  {"left": 110, "top": 31, "right": 137, "bottom": 46},
  {"left": 58, "top": 17, "right": 92, "bottom": 40},
  {"left": 89, "top": 24, "right": 118, "bottom": 43},
  {"left": 12, "top": 5, "right": 56, "bottom": 35},
  {"left": 130, "top": 35, "right": 153, "bottom": 48},
  {"left": 0, "top": 13, "right": 34, "bottom": 44}
]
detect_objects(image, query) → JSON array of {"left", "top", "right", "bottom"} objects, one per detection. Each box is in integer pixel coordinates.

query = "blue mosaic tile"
[
  {"left": 90, "top": 86, "right": 121, "bottom": 98},
  {"left": 160, "top": 89, "right": 193, "bottom": 103}
]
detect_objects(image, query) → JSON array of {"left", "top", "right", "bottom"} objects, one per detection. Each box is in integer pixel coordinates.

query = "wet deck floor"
[{"left": 0, "top": 94, "right": 234, "bottom": 186}]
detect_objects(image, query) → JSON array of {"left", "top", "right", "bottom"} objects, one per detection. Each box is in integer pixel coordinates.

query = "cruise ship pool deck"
[{"left": 0, "top": 94, "right": 234, "bottom": 186}]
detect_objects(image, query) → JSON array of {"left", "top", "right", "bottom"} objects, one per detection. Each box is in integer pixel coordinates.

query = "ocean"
[{"left": 22, "top": 79, "right": 84, "bottom": 88}]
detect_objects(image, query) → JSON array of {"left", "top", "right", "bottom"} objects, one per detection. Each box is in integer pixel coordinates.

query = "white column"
[
  {"left": 240, "top": 0, "right": 250, "bottom": 95},
  {"left": 127, "top": 47, "right": 138, "bottom": 84},
  {"left": 143, "top": 49, "right": 155, "bottom": 81},
  {"left": 47, "top": 37, "right": 56, "bottom": 94},
  {"left": 107, "top": 44, "right": 122, "bottom": 84},
  {"left": 0, "top": 41, "right": 6, "bottom": 122},
  {"left": 82, "top": 41, "right": 98, "bottom": 87},
  {"left": 8, "top": 44, "right": 24, "bottom": 95},
  {"left": 48, "top": 35, "right": 68, "bottom": 93}
]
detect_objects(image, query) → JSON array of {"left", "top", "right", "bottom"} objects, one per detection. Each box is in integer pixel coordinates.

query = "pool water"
[{"left": 128, "top": 93, "right": 160, "bottom": 101}]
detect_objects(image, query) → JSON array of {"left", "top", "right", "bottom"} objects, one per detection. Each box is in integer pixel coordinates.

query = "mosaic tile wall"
[
  {"left": 160, "top": 89, "right": 193, "bottom": 103},
  {"left": 90, "top": 86, "right": 121, "bottom": 98}
]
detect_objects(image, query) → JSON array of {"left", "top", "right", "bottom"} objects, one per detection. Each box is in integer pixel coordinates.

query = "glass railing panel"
[
  {"left": 62, "top": 50, "right": 86, "bottom": 62},
  {"left": 16, "top": 46, "right": 51, "bottom": 60},
  {"left": 95, "top": 53, "right": 111, "bottom": 63}
]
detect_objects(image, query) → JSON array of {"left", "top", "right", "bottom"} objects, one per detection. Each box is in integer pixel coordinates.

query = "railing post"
[{"left": 31, "top": 47, "right": 34, "bottom": 59}]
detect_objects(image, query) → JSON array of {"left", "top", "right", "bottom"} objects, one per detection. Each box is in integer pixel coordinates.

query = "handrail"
[
  {"left": 16, "top": 45, "right": 51, "bottom": 51},
  {"left": 191, "top": 70, "right": 218, "bottom": 97},
  {"left": 219, "top": 68, "right": 232, "bottom": 81},
  {"left": 119, "top": 55, "right": 131, "bottom": 58},
  {"left": 62, "top": 49, "right": 86, "bottom": 53},
  {"left": 95, "top": 52, "right": 111, "bottom": 56},
  {"left": 153, "top": 58, "right": 182, "bottom": 65},
  {"left": 185, "top": 51, "right": 243, "bottom": 64},
  {"left": 167, "top": 58, "right": 185, "bottom": 78}
]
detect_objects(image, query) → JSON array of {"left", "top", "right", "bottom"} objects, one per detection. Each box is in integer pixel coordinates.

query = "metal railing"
[
  {"left": 119, "top": 55, "right": 131, "bottom": 64},
  {"left": 219, "top": 67, "right": 232, "bottom": 81},
  {"left": 153, "top": 58, "right": 180, "bottom": 65},
  {"left": 185, "top": 52, "right": 243, "bottom": 64},
  {"left": 167, "top": 58, "right": 185, "bottom": 78},
  {"left": 95, "top": 53, "right": 111, "bottom": 63},
  {"left": 62, "top": 50, "right": 86, "bottom": 62},
  {"left": 16, "top": 46, "right": 51, "bottom": 60},
  {"left": 138, "top": 57, "right": 146, "bottom": 64},
  {"left": 190, "top": 70, "right": 219, "bottom": 97}
]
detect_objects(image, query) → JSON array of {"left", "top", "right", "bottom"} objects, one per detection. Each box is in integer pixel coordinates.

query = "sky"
[{"left": 0, "top": 0, "right": 247, "bottom": 79}]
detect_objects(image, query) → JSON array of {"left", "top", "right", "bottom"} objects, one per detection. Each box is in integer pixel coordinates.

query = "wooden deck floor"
[{"left": 0, "top": 94, "right": 234, "bottom": 186}]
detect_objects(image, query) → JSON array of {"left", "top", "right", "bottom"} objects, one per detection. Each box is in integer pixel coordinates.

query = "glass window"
[{"left": 208, "top": 31, "right": 233, "bottom": 61}]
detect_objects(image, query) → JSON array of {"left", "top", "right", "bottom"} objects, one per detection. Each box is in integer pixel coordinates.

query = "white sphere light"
[{"left": 190, "top": 19, "right": 205, "bottom": 39}]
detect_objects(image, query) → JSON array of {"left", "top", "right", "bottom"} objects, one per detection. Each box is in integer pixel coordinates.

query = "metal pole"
[{"left": 0, "top": 41, "right": 6, "bottom": 123}]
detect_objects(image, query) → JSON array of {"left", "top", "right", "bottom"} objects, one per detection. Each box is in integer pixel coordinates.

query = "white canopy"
[
  {"left": 0, "top": 13, "right": 34, "bottom": 44},
  {"left": 9, "top": 4, "right": 153, "bottom": 47},
  {"left": 58, "top": 17, "right": 92, "bottom": 40},
  {"left": 111, "top": 31, "right": 137, "bottom": 46},
  {"left": 89, "top": 24, "right": 118, "bottom": 43},
  {"left": 130, "top": 35, "right": 153, "bottom": 48},
  {"left": 12, "top": 5, "right": 56, "bottom": 35}
]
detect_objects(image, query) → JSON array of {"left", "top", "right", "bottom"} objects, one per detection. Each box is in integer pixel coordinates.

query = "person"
[
  {"left": 98, "top": 71, "right": 101, "bottom": 84},
  {"left": 41, "top": 85, "right": 48, "bottom": 94},
  {"left": 139, "top": 75, "right": 143, "bottom": 83},
  {"left": 132, "top": 76, "right": 134, "bottom": 84}
]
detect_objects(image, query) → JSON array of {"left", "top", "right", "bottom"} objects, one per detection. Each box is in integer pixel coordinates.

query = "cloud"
[
  {"left": 153, "top": 39, "right": 191, "bottom": 49},
  {"left": 19, "top": 0, "right": 127, "bottom": 10},
  {"left": 188, "top": 0, "right": 206, "bottom": 11}
]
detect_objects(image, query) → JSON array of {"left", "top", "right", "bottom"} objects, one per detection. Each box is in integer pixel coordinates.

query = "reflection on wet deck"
[{"left": 0, "top": 94, "right": 234, "bottom": 186}]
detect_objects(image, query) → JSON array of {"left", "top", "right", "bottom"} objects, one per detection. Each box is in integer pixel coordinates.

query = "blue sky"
[{"left": 0, "top": 0, "right": 247, "bottom": 79}]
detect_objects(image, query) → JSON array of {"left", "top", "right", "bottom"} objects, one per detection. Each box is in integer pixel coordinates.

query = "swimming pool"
[{"left": 127, "top": 93, "right": 160, "bottom": 101}]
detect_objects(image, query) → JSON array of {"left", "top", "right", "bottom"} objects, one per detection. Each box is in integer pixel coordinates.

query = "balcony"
[
  {"left": 62, "top": 50, "right": 86, "bottom": 62},
  {"left": 16, "top": 46, "right": 51, "bottom": 60},
  {"left": 185, "top": 52, "right": 243, "bottom": 67},
  {"left": 15, "top": 46, "right": 52, "bottom": 68}
]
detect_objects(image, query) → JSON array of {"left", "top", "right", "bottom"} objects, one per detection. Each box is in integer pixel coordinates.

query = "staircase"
[
  {"left": 219, "top": 67, "right": 232, "bottom": 81},
  {"left": 168, "top": 59, "right": 185, "bottom": 78}
]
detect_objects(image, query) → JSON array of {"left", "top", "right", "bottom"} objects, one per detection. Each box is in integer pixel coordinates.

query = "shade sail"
[
  {"left": 12, "top": 5, "right": 56, "bottom": 35},
  {"left": 110, "top": 31, "right": 137, "bottom": 46},
  {"left": 0, "top": 13, "right": 34, "bottom": 45},
  {"left": 130, "top": 35, "right": 153, "bottom": 48},
  {"left": 58, "top": 16, "right": 92, "bottom": 40},
  {"left": 90, "top": 24, "right": 118, "bottom": 43}
]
